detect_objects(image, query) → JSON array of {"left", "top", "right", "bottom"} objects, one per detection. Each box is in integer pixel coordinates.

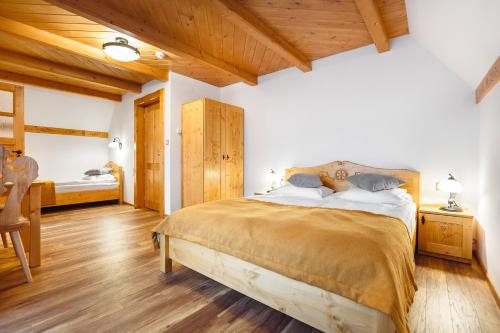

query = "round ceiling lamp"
[{"left": 102, "top": 37, "right": 140, "bottom": 62}]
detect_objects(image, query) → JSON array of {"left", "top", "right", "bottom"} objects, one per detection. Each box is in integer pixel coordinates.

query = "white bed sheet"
[
  {"left": 248, "top": 191, "right": 417, "bottom": 236},
  {"left": 55, "top": 180, "right": 118, "bottom": 193}
]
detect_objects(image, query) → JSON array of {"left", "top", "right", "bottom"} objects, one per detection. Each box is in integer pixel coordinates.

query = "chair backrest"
[{"left": 0, "top": 146, "right": 39, "bottom": 227}]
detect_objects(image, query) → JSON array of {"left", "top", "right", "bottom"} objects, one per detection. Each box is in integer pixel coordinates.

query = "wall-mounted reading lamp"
[{"left": 109, "top": 137, "right": 122, "bottom": 149}]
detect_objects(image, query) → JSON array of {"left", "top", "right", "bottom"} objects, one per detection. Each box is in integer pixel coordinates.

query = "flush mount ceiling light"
[{"left": 102, "top": 37, "right": 140, "bottom": 62}]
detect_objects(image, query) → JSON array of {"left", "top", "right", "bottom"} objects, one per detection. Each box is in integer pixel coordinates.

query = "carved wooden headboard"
[{"left": 285, "top": 161, "right": 420, "bottom": 207}]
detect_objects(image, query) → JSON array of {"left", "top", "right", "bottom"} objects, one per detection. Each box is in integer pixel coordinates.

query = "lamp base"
[{"left": 439, "top": 206, "right": 463, "bottom": 212}]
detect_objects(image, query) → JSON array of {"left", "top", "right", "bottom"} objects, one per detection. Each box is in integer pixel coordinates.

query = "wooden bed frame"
[
  {"left": 43, "top": 161, "right": 123, "bottom": 207},
  {"left": 160, "top": 161, "right": 420, "bottom": 333}
]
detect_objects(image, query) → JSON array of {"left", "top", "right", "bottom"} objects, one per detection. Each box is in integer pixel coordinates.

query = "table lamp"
[{"left": 437, "top": 173, "right": 463, "bottom": 212}]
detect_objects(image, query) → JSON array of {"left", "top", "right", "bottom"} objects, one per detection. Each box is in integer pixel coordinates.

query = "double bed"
[
  {"left": 155, "top": 161, "right": 420, "bottom": 333},
  {"left": 41, "top": 161, "right": 123, "bottom": 207}
]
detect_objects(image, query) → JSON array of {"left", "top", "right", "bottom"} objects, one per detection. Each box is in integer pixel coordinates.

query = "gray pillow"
[
  {"left": 84, "top": 169, "right": 101, "bottom": 176},
  {"left": 84, "top": 167, "right": 112, "bottom": 176},
  {"left": 347, "top": 173, "right": 405, "bottom": 192},
  {"left": 288, "top": 173, "right": 323, "bottom": 188}
]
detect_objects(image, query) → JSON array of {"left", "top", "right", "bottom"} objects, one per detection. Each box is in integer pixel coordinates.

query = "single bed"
[
  {"left": 155, "top": 161, "right": 420, "bottom": 333},
  {"left": 41, "top": 161, "right": 123, "bottom": 207}
]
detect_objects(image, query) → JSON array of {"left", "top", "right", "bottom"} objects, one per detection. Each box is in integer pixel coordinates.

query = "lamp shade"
[
  {"left": 437, "top": 175, "right": 463, "bottom": 194},
  {"left": 109, "top": 137, "right": 122, "bottom": 149},
  {"left": 108, "top": 141, "right": 120, "bottom": 149},
  {"left": 103, "top": 37, "right": 140, "bottom": 62}
]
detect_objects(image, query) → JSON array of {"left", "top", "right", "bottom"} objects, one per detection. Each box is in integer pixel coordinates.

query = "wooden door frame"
[
  {"left": 134, "top": 89, "right": 165, "bottom": 217},
  {"left": 0, "top": 82, "right": 24, "bottom": 154}
]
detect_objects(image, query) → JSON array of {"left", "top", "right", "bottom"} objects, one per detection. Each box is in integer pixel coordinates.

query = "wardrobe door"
[
  {"left": 203, "top": 99, "right": 222, "bottom": 202},
  {"left": 221, "top": 104, "right": 244, "bottom": 199},
  {"left": 182, "top": 100, "right": 204, "bottom": 207}
]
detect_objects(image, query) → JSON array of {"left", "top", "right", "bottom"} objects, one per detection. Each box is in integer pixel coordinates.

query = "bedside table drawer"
[{"left": 418, "top": 212, "right": 472, "bottom": 263}]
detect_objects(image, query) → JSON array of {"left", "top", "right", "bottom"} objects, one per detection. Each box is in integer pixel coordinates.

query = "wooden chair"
[{"left": 0, "top": 146, "right": 39, "bottom": 282}]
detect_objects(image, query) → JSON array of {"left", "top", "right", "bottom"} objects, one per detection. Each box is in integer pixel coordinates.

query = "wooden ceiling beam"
[
  {"left": 0, "top": 16, "right": 167, "bottom": 81},
  {"left": 0, "top": 70, "right": 122, "bottom": 101},
  {"left": 45, "top": 0, "right": 257, "bottom": 86},
  {"left": 476, "top": 56, "right": 500, "bottom": 104},
  {"left": 354, "top": 0, "right": 390, "bottom": 53},
  {"left": 0, "top": 48, "right": 141, "bottom": 93},
  {"left": 211, "top": 0, "right": 311, "bottom": 72}
]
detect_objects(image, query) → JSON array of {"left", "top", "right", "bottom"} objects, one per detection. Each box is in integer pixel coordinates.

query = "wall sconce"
[
  {"left": 109, "top": 137, "right": 122, "bottom": 149},
  {"left": 269, "top": 169, "right": 279, "bottom": 190}
]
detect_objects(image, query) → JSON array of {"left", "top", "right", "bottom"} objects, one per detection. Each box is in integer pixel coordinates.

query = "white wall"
[
  {"left": 108, "top": 73, "right": 219, "bottom": 213},
  {"left": 477, "top": 84, "right": 500, "bottom": 293},
  {"left": 220, "top": 36, "right": 480, "bottom": 209},
  {"left": 407, "top": 0, "right": 500, "bottom": 293},
  {"left": 406, "top": 0, "right": 500, "bottom": 88},
  {"left": 0, "top": 83, "right": 116, "bottom": 181}
]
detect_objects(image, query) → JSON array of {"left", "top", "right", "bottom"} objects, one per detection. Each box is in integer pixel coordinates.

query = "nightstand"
[{"left": 418, "top": 204, "right": 473, "bottom": 263}]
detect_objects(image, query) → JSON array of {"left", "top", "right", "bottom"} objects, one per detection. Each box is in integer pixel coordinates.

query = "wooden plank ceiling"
[{"left": 0, "top": 0, "right": 408, "bottom": 101}]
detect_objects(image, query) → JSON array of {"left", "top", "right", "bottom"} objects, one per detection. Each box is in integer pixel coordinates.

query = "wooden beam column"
[
  {"left": 476, "top": 56, "right": 500, "bottom": 104},
  {"left": 0, "top": 49, "right": 141, "bottom": 93},
  {"left": 0, "top": 16, "right": 167, "bottom": 81},
  {"left": 0, "top": 70, "right": 122, "bottom": 101},
  {"left": 212, "top": 0, "right": 311, "bottom": 72},
  {"left": 354, "top": 0, "right": 390, "bottom": 53}
]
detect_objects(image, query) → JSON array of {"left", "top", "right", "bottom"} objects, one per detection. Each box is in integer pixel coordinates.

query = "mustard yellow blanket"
[{"left": 154, "top": 198, "right": 416, "bottom": 333}]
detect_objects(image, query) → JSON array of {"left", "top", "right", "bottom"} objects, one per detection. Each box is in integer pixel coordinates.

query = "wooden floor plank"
[
  {"left": 408, "top": 255, "right": 427, "bottom": 333},
  {"left": 0, "top": 204, "right": 499, "bottom": 332},
  {"left": 424, "top": 256, "right": 454, "bottom": 333},
  {"left": 445, "top": 260, "right": 482, "bottom": 333},
  {"left": 457, "top": 259, "right": 500, "bottom": 333}
]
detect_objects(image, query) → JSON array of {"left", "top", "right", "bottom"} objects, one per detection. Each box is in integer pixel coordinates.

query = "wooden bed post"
[
  {"left": 160, "top": 234, "right": 172, "bottom": 273},
  {"left": 118, "top": 166, "right": 124, "bottom": 205}
]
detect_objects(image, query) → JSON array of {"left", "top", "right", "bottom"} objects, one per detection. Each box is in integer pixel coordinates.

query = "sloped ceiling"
[{"left": 406, "top": 0, "right": 500, "bottom": 89}]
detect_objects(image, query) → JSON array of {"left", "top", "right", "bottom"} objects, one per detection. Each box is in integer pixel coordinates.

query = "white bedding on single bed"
[
  {"left": 248, "top": 190, "right": 417, "bottom": 236},
  {"left": 55, "top": 179, "right": 118, "bottom": 193}
]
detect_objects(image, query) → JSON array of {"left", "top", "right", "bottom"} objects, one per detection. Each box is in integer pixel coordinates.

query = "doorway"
[{"left": 134, "top": 89, "right": 164, "bottom": 216}]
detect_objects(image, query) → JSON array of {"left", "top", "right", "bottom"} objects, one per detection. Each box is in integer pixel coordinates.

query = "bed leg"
[{"left": 160, "top": 234, "right": 172, "bottom": 273}]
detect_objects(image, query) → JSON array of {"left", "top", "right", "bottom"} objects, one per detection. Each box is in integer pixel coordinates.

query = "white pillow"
[
  {"left": 273, "top": 184, "right": 333, "bottom": 200},
  {"left": 336, "top": 187, "right": 412, "bottom": 205}
]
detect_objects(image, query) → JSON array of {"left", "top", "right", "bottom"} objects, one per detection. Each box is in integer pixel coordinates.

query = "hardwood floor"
[{"left": 0, "top": 204, "right": 499, "bottom": 332}]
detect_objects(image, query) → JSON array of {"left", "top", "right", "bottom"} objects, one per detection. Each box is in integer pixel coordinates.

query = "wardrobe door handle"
[
  {"left": 421, "top": 216, "right": 425, "bottom": 225},
  {"left": 226, "top": 154, "right": 230, "bottom": 160},
  {"left": 222, "top": 154, "right": 226, "bottom": 160}
]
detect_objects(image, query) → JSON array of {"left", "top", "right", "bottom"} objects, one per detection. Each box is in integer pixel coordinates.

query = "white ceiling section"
[{"left": 406, "top": 0, "right": 500, "bottom": 89}]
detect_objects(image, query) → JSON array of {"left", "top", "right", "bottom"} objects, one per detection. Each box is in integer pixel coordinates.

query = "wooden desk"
[{"left": 20, "top": 181, "right": 42, "bottom": 267}]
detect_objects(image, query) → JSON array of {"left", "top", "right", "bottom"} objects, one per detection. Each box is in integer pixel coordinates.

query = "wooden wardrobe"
[{"left": 182, "top": 98, "right": 243, "bottom": 207}]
